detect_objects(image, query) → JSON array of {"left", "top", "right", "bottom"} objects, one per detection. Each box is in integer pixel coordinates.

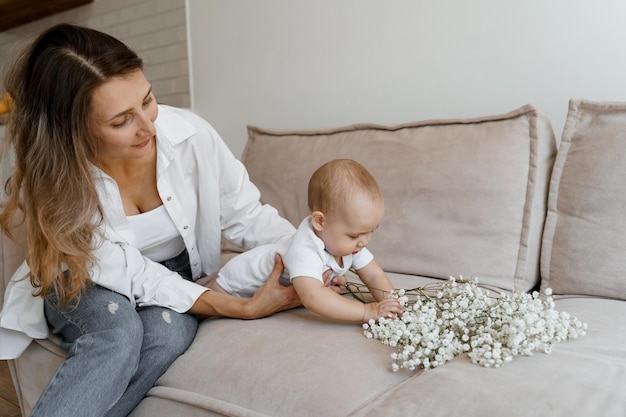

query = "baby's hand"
[{"left": 362, "top": 298, "right": 403, "bottom": 323}]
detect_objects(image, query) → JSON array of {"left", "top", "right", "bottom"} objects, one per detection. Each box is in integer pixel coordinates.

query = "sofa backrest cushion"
[
  {"left": 242, "top": 105, "right": 556, "bottom": 293},
  {"left": 541, "top": 99, "right": 626, "bottom": 300}
]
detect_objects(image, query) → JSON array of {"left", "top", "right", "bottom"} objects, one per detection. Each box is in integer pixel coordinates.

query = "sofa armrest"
[{"left": 0, "top": 203, "right": 26, "bottom": 311}]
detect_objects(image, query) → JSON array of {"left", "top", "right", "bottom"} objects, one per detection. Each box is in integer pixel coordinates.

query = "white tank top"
[{"left": 127, "top": 205, "right": 185, "bottom": 262}]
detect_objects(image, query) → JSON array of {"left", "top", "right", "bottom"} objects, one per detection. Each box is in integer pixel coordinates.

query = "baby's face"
[{"left": 318, "top": 196, "right": 384, "bottom": 258}]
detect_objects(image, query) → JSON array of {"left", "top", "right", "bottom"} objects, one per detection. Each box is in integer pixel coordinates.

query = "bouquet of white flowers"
[{"left": 350, "top": 277, "right": 587, "bottom": 371}]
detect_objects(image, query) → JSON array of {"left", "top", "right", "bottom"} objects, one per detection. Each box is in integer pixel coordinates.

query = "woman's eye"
[
  {"left": 112, "top": 116, "right": 130, "bottom": 128},
  {"left": 143, "top": 96, "right": 153, "bottom": 107}
]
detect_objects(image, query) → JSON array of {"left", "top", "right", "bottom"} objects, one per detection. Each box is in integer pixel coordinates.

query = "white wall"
[{"left": 189, "top": 0, "right": 626, "bottom": 158}]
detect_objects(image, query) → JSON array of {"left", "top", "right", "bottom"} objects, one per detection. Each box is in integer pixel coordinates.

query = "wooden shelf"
[{"left": 0, "top": 0, "right": 93, "bottom": 32}]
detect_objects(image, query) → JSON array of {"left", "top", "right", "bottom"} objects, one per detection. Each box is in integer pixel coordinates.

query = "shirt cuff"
[{"left": 142, "top": 278, "right": 209, "bottom": 313}]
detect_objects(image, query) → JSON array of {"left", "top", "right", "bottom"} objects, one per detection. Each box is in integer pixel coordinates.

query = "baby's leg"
[
  {"left": 206, "top": 275, "right": 230, "bottom": 294},
  {"left": 215, "top": 244, "right": 278, "bottom": 297}
]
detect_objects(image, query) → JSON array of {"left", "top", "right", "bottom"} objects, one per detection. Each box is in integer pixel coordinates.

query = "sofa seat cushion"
[
  {"left": 243, "top": 105, "right": 556, "bottom": 293},
  {"left": 9, "top": 337, "right": 66, "bottom": 416},
  {"left": 348, "top": 296, "right": 626, "bottom": 417},
  {"left": 541, "top": 99, "right": 626, "bottom": 299},
  {"left": 129, "top": 273, "right": 440, "bottom": 417},
  {"left": 130, "top": 279, "right": 626, "bottom": 417},
  {"left": 131, "top": 299, "right": 411, "bottom": 416}
]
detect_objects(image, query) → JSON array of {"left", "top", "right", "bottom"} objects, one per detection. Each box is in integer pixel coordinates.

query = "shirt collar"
[{"left": 154, "top": 105, "right": 196, "bottom": 146}]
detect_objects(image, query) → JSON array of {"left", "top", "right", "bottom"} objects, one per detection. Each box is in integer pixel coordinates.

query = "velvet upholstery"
[
  {"left": 541, "top": 99, "right": 626, "bottom": 299},
  {"left": 244, "top": 105, "right": 556, "bottom": 293},
  {"left": 1, "top": 102, "right": 625, "bottom": 417}
]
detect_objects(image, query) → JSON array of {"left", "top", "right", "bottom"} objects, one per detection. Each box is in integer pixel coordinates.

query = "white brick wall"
[
  {"left": 0, "top": 0, "right": 191, "bottom": 191},
  {"left": 0, "top": 0, "right": 190, "bottom": 108}
]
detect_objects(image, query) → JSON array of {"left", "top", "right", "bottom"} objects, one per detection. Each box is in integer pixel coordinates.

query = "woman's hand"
[
  {"left": 323, "top": 270, "right": 347, "bottom": 294},
  {"left": 189, "top": 254, "right": 300, "bottom": 320},
  {"left": 247, "top": 254, "right": 301, "bottom": 318}
]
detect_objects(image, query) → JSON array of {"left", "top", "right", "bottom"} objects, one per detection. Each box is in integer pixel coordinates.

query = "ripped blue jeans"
[{"left": 30, "top": 250, "right": 198, "bottom": 417}]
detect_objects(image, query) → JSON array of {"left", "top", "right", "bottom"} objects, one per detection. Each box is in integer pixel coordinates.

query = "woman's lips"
[{"left": 133, "top": 137, "right": 152, "bottom": 148}]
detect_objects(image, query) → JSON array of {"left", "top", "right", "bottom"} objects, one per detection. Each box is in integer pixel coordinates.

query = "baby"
[{"left": 208, "top": 159, "right": 402, "bottom": 323}]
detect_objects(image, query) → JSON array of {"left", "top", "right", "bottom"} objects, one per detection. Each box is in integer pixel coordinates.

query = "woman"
[{"left": 0, "top": 23, "right": 304, "bottom": 417}]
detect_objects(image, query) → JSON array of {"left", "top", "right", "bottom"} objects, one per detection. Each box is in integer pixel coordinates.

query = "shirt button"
[
  {"left": 183, "top": 225, "right": 189, "bottom": 230},
  {"left": 166, "top": 196, "right": 172, "bottom": 201}
]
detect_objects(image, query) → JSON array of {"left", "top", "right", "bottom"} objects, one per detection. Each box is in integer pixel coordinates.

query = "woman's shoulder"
[
  {"left": 158, "top": 104, "right": 202, "bottom": 121},
  {"left": 156, "top": 105, "right": 222, "bottom": 147},
  {"left": 157, "top": 105, "right": 213, "bottom": 133},
  {"left": 155, "top": 105, "right": 238, "bottom": 168}
]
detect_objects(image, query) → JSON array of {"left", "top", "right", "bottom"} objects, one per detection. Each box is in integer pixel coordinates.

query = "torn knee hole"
[
  {"left": 161, "top": 311, "right": 172, "bottom": 323},
  {"left": 108, "top": 301, "right": 119, "bottom": 314}
]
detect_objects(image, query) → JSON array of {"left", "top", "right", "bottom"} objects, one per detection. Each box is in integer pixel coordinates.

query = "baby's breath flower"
[{"left": 360, "top": 277, "right": 587, "bottom": 371}]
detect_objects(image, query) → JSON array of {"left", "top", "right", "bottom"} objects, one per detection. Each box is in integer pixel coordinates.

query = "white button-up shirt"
[{"left": 0, "top": 105, "right": 295, "bottom": 359}]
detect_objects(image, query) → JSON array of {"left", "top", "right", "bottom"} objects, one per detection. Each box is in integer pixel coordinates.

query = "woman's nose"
[{"left": 138, "top": 111, "right": 156, "bottom": 136}]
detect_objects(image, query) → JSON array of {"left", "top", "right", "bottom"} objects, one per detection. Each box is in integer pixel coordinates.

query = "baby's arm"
[
  {"left": 355, "top": 259, "right": 395, "bottom": 302},
  {"left": 292, "top": 276, "right": 401, "bottom": 323}
]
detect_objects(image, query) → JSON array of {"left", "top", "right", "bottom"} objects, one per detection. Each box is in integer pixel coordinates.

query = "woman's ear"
[{"left": 311, "top": 211, "right": 325, "bottom": 232}]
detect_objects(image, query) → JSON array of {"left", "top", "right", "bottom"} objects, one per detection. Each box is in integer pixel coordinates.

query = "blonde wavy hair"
[{"left": 0, "top": 24, "right": 143, "bottom": 306}]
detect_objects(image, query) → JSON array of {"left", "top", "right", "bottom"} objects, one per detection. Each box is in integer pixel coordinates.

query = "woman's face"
[{"left": 89, "top": 69, "right": 158, "bottom": 163}]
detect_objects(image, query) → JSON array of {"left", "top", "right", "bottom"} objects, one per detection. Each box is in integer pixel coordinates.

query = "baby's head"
[{"left": 307, "top": 159, "right": 384, "bottom": 258}]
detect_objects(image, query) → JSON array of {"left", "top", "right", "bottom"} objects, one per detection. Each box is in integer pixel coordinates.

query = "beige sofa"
[{"left": 2, "top": 99, "right": 626, "bottom": 416}]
